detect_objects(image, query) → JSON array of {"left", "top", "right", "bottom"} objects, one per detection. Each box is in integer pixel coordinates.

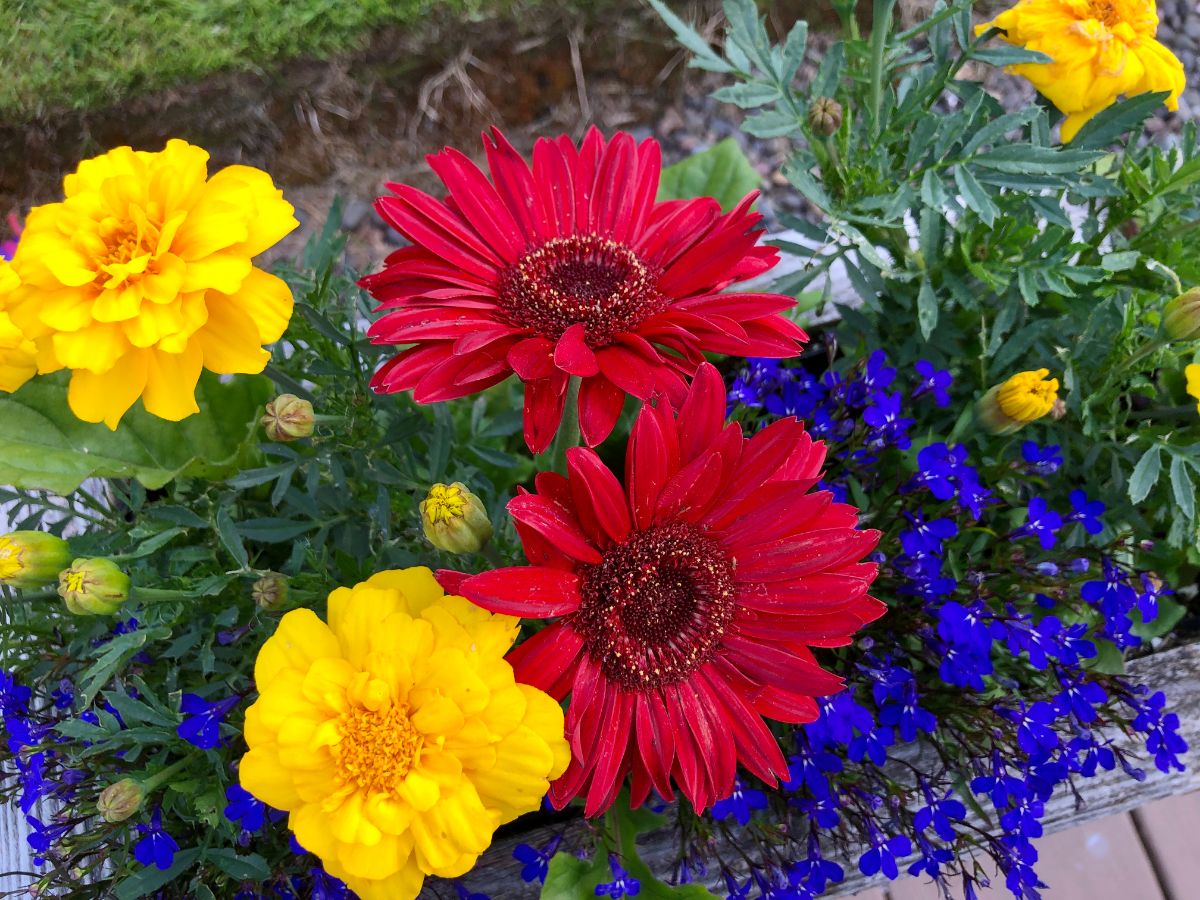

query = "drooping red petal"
[
  {"left": 733, "top": 529, "right": 881, "bottom": 582},
  {"left": 508, "top": 337, "right": 556, "bottom": 381},
  {"left": 507, "top": 494, "right": 603, "bottom": 564},
  {"left": 697, "top": 664, "right": 787, "bottom": 785},
  {"left": 634, "top": 690, "right": 676, "bottom": 800},
  {"left": 566, "top": 447, "right": 632, "bottom": 546},
  {"left": 577, "top": 375, "right": 627, "bottom": 448},
  {"left": 722, "top": 634, "right": 846, "bottom": 696},
  {"left": 522, "top": 371, "right": 569, "bottom": 454},
  {"left": 505, "top": 623, "right": 585, "bottom": 699},
  {"left": 553, "top": 323, "right": 600, "bottom": 377},
  {"left": 584, "top": 689, "right": 636, "bottom": 817},
  {"left": 457, "top": 566, "right": 582, "bottom": 617}
]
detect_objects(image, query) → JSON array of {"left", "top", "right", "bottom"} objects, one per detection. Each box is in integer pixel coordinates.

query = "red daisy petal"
[
  {"left": 506, "top": 623, "right": 584, "bottom": 699},
  {"left": 365, "top": 128, "right": 804, "bottom": 452},
  {"left": 457, "top": 566, "right": 582, "bottom": 617},
  {"left": 507, "top": 494, "right": 603, "bottom": 564},
  {"left": 566, "top": 447, "right": 632, "bottom": 546}
]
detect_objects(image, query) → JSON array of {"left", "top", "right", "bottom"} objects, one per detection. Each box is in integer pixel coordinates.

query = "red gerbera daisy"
[
  {"left": 361, "top": 126, "right": 805, "bottom": 453},
  {"left": 449, "top": 364, "right": 885, "bottom": 816}
]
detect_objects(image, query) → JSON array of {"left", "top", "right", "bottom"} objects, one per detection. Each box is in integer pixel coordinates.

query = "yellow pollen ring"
[{"left": 333, "top": 703, "right": 423, "bottom": 794}]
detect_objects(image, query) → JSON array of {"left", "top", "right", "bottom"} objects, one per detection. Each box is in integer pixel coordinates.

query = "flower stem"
[
  {"left": 142, "top": 753, "right": 200, "bottom": 793},
  {"left": 131, "top": 586, "right": 196, "bottom": 602},
  {"left": 868, "top": 0, "right": 897, "bottom": 139},
  {"left": 542, "top": 377, "right": 582, "bottom": 476}
]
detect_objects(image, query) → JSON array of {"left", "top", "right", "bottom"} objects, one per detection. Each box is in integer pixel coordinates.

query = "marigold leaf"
[{"left": 658, "top": 138, "right": 762, "bottom": 213}]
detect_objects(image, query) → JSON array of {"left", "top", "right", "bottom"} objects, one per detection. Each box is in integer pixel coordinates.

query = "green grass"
[{"left": 3, "top": 0, "right": 503, "bottom": 121}]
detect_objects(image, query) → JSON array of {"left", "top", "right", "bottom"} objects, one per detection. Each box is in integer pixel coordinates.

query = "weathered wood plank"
[{"left": 1131, "top": 789, "right": 1200, "bottom": 900}]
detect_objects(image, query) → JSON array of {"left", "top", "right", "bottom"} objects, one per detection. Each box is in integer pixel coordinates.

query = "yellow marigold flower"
[
  {"left": 240, "top": 567, "right": 569, "bottom": 900},
  {"left": 1186, "top": 363, "right": 1200, "bottom": 414},
  {"left": 0, "top": 531, "right": 72, "bottom": 589},
  {"left": 976, "top": 0, "right": 1185, "bottom": 142},
  {"left": 5, "top": 139, "right": 298, "bottom": 428},
  {"left": 978, "top": 368, "right": 1060, "bottom": 433},
  {"left": 0, "top": 259, "right": 36, "bottom": 393}
]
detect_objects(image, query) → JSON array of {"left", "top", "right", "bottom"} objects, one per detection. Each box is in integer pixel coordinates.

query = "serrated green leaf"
[
  {"left": 742, "top": 108, "right": 800, "bottom": 138},
  {"left": 658, "top": 138, "right": 761, "bottom": 212},
  {"left": 647, "top": 0, "right": 735, "bottom": 72},
  {"left": 917, "top": 278, "right": 938, "bottom": 340},
  {"left": 215, "top": 507, "right": 249, "bottom": 569},
  {"left": 1101, "top": 250, "right": 1140, "bottom": 271},
  {"left": 780, "top": 20, "right": 808, "bottom": 82},
  {"left": 710, "top": 82, "right": 780, "bottom": 109},
  {"left": 113, "top": 849, "right": 201, "bottom": 900},
  {"left": 954, "top": 165, "right": 999, "bottom": 226},
  {"left": 0, "top": 372, "right": 271, "bottom": 495},
  {"left": 1072, "top": 91, "right": 1171, "bottom": 149},
  {"left": 1170, "top": 454, "right": 1195, "bottom": 521},
  {"left": 1129, "top": 444, "right": 1162, "bottom": 505}
]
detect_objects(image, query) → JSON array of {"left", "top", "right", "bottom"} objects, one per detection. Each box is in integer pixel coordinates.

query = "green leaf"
[
  {"left": 1132, "top": 597, "right": 1187, "bottom": 640},
  {"left": 0, "top": 372, "right": 271, "bottom": 495},
  {"left": 77, "top": 628, "right": 165, "bottom": 708},
  {"left": 711, "top": 82, "right": 780, "bottom": 109},
  {"left": 1170, "top": 454, "right": 1195, "bottom": 521},
  {"left": 541, "top": 852, "right": 610, "bottom": 900},
  {"left": 1129, "top": 445, "right": 1163, "bottom": 505},
  {"left": 953, "top": 165, "right": 999, "bottom": 226},
  {"left": 113, "top": 849, "right": 201, "bottom": 900},
  {"left": 917, "top": 278, "right": 938, "bottom": 340},
  {"left": 215, "top": 507, "right": 250, "bottom": 569},
  {"left": 658, "top": 138, "right": 761, "bottom": 212},
  {"left": 205, "top": 849, "right": 270, "bottom": 881},
  {"left": 611, "top": 802, "right": 719, "bottom": 899},
  {"left": 1071, "top": 91, "right": 1171, "bottom": 149},
  {"left": 1101, "top": 250, "right": 1140, "bottom": 272},
  {"left": 646, "top": 0, "right": 734, "bottom": 72}
]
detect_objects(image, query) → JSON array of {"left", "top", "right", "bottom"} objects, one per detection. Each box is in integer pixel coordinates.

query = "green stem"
[
  {"left": 541, "top": 377, "right": 582, "bottom": 476},
  {"left": 868, "top": 0, "right": 897, "bottom": 139},
  {"left": 142, "top": 753, "right": 200, "bottom": 793},
  {"left": 131, "top": 586, "right": 196, "bottom": 601}
]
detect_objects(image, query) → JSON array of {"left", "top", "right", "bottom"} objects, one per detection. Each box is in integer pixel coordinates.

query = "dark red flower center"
[
  {"left": 497, "top": 235, "right": 666, "bottom": 345},
  {"left": 573, "top": 522, "right": 736, "bottom": 690}
]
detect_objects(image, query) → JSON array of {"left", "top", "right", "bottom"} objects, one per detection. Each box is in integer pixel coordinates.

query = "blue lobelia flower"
[
  {"left": 1001, "top": 702, "right": 1062, "bottom": 754},
  {"left": 454, "top": 881, "right": 491, "bottom": 900},
  {"left": 596, "top": 855, "right": 640, "bottom": 898},
  {"left": 310, "top": 867, "right": 352, "bottom": 899},
  {"left": 177, "top": 693, "right": 241, "bottom": 750},
  {"left": 1129, "top": 691, "right": 1188, "bottom": 773},
  {"left": 1020, "top": 441, "right": 1062, "bottom": 475},
  {"left": 1136, "top": 573, "right": 1171, "bottom": 622},
  {"left": 913, "top": 360, "right": 953, "bottom": 407},
  {"left": 513, "top": 836, "right": 561, "bottom": 884},
  {"left": 712, "top": 777, "right": 769, "bottom": 826},
  {"left": 1054, "top": 674, "right": 1108, "bottom": 724},
  {"left": 787, "top": 834, "right": 844, "bottom": 894},
  {"left": 1012, "top": 497, "right": 1063, "bottom": 550},
  {"left": 1066, "top": 489, "right": 1105, "bottom": 535},
  {"left": 858, "top": 830, "right": 912, "bottom": 880},
  {"left": 224, "top": 784, "right": 269, "bottom": 833},
  {"left": 913, "top": 787, "right": 967, "bottom": 842},
  {"left": 134, "top": 807, "right": 180, "bottom": 870},
  {"left": 25, "top": 813, "right": 72, "bottom": 866}
]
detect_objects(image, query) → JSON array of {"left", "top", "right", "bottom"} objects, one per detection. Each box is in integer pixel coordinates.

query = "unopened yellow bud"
[
  {"left": 97, "top": 779, "right": 144, "bottom": 822},
  {"left": 0, "top": 531, "right": 71, "bottom": 590},
  {"left": 261, "top": 394, "right": 314, "bottom": 442},
  {"left": 420, "top": 482, "right": 493, "bottom": 554},
  {"left": 977, "top": 369, "right": 1059, "bottom": 434},
  {"left": 58, "top": 559, "right": 130, "bottom": 616},
  {"left": 1164, "top": 289, "right": 1200, "bottom": 342},
  {"left": 251, "top": 573, "right": 289, "bottom": 610}
]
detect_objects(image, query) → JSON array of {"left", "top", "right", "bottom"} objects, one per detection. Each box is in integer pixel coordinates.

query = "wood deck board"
[{"left": 1130, "top": 790, "right": 1200, "bottom": 900}]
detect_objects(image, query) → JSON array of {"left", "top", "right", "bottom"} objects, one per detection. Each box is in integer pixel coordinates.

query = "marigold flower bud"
[
  {"left": 261, "top": 394, "right": 314, "bottom": 442},
  {"left": 420, "top": 482, "right": 493, "bottom": 554},
  {"left": 0, "top": 531, "right": 72, "bottom": 590},
  {"left": 251, "top": 573, "right": 289, "bottom": 610},
  {"left": 58, "top": 559, "right": 130, "bottom": 616},
  {"left": 808, "top": 97, "right": 843, "bottom": 136},
  {"left": 97, "top": 779, "right": 144, "bottom": 822},
  {"left": 1164, "top": 289, "right": 1200, "bottom": 342},
  {"left": 977, "top": 369, "right": 1060, "bottom": 434}
]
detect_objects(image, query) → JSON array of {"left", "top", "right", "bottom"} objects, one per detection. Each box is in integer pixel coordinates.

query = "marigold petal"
[
  {"left": 66, "top": 351, "right": 149, "bottom": 429},
  {"left": 140, "top": 345, "right": 203, "bottom": 421}
]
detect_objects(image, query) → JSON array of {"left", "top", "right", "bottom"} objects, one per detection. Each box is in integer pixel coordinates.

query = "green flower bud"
[
  {"left": 252, "top": 572, "right": 289, "bottom": 610},
  {"left": 261, "top": 394, "right": 315, "bottom": 442},
  {"left": 97, "top": 778, "right": 144, "bottom": 822},
  {"left": 0, "top": 531, "right": 72, "bottom": 590},
  {"left": 420, "top": 482, "right": 493, "bottom": 554},
  {"left": 808, "top": 97, "right": 843, "bottom": 137},
  {"left": 58, "top": 558, "right": 130, "bottom": 616},
  {"left": 1164, "top": 288, "right": 1200, "bottom": 342}
]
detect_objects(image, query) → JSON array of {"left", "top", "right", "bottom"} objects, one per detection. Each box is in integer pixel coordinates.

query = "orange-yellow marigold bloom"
[
  {"left": 1186, "top": 363, "right": 1200, "bottom": 414},
  {"left": 976, "top": 0, "right": 1185, "bottom": 142},
  {"left": 978, "top": 368, "right": 1060, "bottom": 433},
  {"left": 240, "top": 568, "right": 569, "bottom": 900},
  {"left": 0, "top": 259, "right": 36, "bottom": 393},
  {"left": 5, "top": 139, "right": 298, "bottom": 428}
]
